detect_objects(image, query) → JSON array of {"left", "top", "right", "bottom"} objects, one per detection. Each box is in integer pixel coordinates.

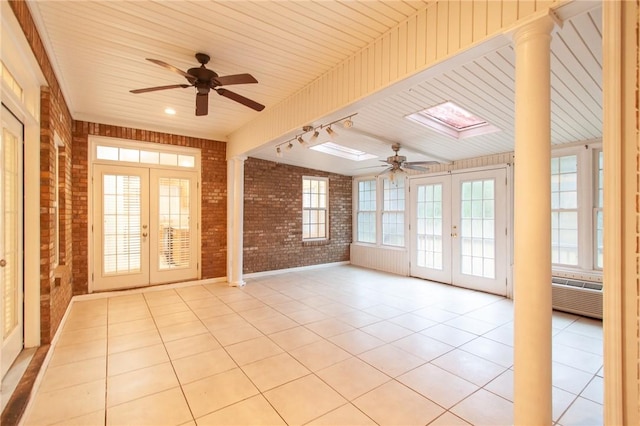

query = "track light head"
[
  {"left": 343, "top": 119, "right": 353, "bottom": 128},
  {"left": 286, "top": 142, "right": 293, "bottom": 150},
  {"left": 310, "top": 130, "right": 319, "bottom": 143},
  {"left": 326, "top": 126, "right": 336, "bottom": 138},
  {"left": 297, "top": 136, "right": 306, "bottom": 146},
  {"left": 276, "top": 146, "right": 283, "bottom": 158}
]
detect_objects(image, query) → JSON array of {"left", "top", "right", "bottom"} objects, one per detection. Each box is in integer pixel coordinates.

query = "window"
[
  {"left": 550, "top": 144, "right": 603, "bottom": 275},
  {"left": 382, "top": 177, "right": 405, "bottom": 246},
  {"left": 551, "top": 154, "right": 578, "bottom": 265},
  {"left": 96, "top": 144, "right": 196, "bottom": 169},
  {"left": 302, "top": 177, "right": 328, "bottom": 240},
  {"left": 594, "top": 150, "right": 604, "bottom": 269},
  {"left": 357, "top": 179, "right": 376, "bottom": 243}
]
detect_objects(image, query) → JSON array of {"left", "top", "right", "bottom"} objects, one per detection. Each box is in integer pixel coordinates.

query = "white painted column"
[
  {"left": 227, "top": 156, "right": 246, "bottom": 287},
  {"left": 512, "top": 15, "right": 556, "bottom": 426}
]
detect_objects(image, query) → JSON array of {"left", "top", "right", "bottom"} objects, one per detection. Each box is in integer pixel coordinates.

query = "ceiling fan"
[
  {"left": 130, "top": 52, "right": 265, "bottom": 116},
  {"left": 379, "top": 143, "right": 439, "bottom": 176}
]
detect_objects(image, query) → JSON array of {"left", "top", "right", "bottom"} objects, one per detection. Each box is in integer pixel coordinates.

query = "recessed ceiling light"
[
  {"left": 164, "top": 107, "right": 176, "bottom": 115},
  {"left": 310, "top": 142, "right": 376, "bottom": 161},
  {"left": 406, "top": 101, "right": 499, "bottom": 139}
]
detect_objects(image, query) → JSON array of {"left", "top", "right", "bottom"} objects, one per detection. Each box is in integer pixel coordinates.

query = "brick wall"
[
  {"left": 9, "top": 0, "right": 75, "bottom": 343},
  {"left": 243, "top": 157, "right": 352, "bottom": 273},
  {"left": 72, "top": 122, "right": 228, "bottom": 294}
]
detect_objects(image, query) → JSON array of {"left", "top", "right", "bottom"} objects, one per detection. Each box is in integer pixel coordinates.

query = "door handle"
[
  {"left": 0, "top": 259, "right": 6, "bottom": 267},
  {"left": 142, "top": 232, "right": 148, "bottom": 238}
]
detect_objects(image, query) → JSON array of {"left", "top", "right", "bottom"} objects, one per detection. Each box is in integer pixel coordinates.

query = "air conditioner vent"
[{"left": 551, "top": 278, "right": 603, "bottom": 319}]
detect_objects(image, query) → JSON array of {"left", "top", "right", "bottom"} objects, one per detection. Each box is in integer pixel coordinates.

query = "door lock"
[{"left": 0, "top": 259, "right": 6, "bottom": 267}]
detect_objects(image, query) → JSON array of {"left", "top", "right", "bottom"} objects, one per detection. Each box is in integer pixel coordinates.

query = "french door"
[
  {"left": 93, "top": 165, "right": 198, "bottom": 291},
  {"left": 411, "top": 168, "right": 508, "bottom": 296},
  {"left": 2, "top": 106, "right": 24, "bottom": 378}
]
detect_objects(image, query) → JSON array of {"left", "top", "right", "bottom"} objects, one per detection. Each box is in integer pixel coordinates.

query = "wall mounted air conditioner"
[{"left": 551, "top": 277, "right": 602, "bottom": 319}]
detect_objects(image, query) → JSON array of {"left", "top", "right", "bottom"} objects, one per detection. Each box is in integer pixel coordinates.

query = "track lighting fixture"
[{"left": 273, "top": 113, "right": 357, "bottom": 157}]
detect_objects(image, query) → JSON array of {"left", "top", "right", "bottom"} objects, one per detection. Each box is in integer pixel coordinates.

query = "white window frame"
[
  {"left": 355, "top": 179, "right": 376, "bottom": 244},
  {"left": 551, "top": 142, "right": 602, "bottom": 278},
  {"left": 302, "top": 176, "right": 329, "bottom": 241},
  {"left": 353, "top": 174, "right": 408, "bottom": 249}
]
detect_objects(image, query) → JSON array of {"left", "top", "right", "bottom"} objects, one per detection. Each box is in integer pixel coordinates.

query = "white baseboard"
[{"left": 244, "top": 261, "right": 350, "bottom": 279}]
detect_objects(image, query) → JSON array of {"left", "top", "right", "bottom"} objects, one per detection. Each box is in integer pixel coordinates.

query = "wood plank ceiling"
[{"left": 27, "top": 1, "right": 602, "bottom": 176}]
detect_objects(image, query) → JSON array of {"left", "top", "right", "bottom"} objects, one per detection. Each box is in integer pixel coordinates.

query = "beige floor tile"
[
  {"left": 389, "top": 312, "right": 438, "bottom": 332},
  {"left": 24, "top": 379, "right": 105, "bottom": 426},
  {"left": 264, "top": 374, "right": 346, "bottom": 425},
  {"left": 329, "top": 329, "right": 385, "bottom": 355},
  {"left": 361, "top": 304, "right": 405, "bottom": 319},
  {"left": 57, "top": 325, "right": 107, "bottom": 347},
  {"left": 421, "top": 324, "right": 478, "bottom": 347},
  {"left": 337, "top": 311, "right": 381, "bottom": 328},
  {"left": 558, "top": 396, "right": 603, "bottom": 426},
  {"left": 358, "top": 344, "right": 425, "bottom": 377},
  {"left": 201, "top": 313, "right": 248, "bottom": 332},
  {"left": 210, "top": 323, "right": 263, "bottom": 346},
  {"left": 431, "top": 349, "right": 507, "bottom": 387},
  {"left": 195, "top": 394, "right": 286, "bottom": 426},
  {"left": 398, "top": 363, "right": 479, "bottom": 409},
  {"left": 241, "top": 352, "right": 310, "bottom": 392},
  {"left": 176, "top": 285, "right": 215, "bottom": 301},
  {"left": 238, "top": 306, "right": 280, "bottom": 323},
  {"left": 172, "top": 348, "right": 237, "bottom": 384},
  {"left": 428, "top": 412, "right": 472, "bottom": 425},
  {"left": 459, "top": 336, "right": 514, "bottom": 368},
  {"left": 392, "top": 333, "right": 454, "bottom": 361},
  {"left": 143, "top": 289, "right": 182, "bottom": 306},
  {"left": 305, "top": 318, "right": 355, "bottom": 338},
  {"left": 315, "top": 302, "right": 356, "bottom": 317},
  {"left": 192, "top": 304, "right": 234, "bottom": 319},
  {"left": 107, "top": 328, "right": 162, "bottom": 354},
  {"left": 185, "top": 296, "right": 224, "bottom": 310},
  {"left": 149, "top": 301, "right": 190, "bottom": 317},
  {"left": 107, "top": 343, "right": 169, "bottom": 376},
  {"left": 271, "top": 300, "right": 311, "bottom": 315},
  {"left": 106, "top": 387, "right": 193, "bottom": 426},
  {"left": 225, "top": 336, "right": 283, "bottom": 366},
  {"left": 251, "top": 314, "right": 298, "bottom": 334},
  {"left": 553, "top": 386, "right": 579, "bottom": 422},
  {"left": 157, "top": 320, "right": 208, "bottom": 342},
  {"left": 451, "top": 389, "right": 514, "bottom": 426},
  {"left": 316, "top": 357, "right": 390, "bottom": 400},
  {"left": 50, "top": 409, "right": 105, "bottom": 426},
  {"left": 360, "top": 321, "right": 413, "bottom": 342},
  {"left": 164, "top": 333, "right": 221, "bottom": 360},
  {"left": 153, "top": 309, "right": 199, "bottom": 327},
  {"left": 39, "top": 356, "right": 106, "bottom": 393},
  {"left": 268, "top": 326, "right": 322, "bottom": 351},
  {"left": 289, "top": 339, "right": 352, "bottom": 371},
  {"left": 227, "top": 298, "right": 266, "bottom": 312},
  {"left": 353, "top": 380, "right": 443, "bottom": 426},
  {"left": 108, "top": 306, "right": 152, "bottom": 324},
  {"left": 49, "top": 339, "right": 107, "bottom": 367},
  {"left": 445, "top": 315, "right": 498, "bottom": 335},
  {"left": 182, "top": 368, "right": 259, "bottom": 418},
  {"left": 107, "top": 362, "right": 179, "bottom": 407},
  {"left": 285, "top": 308, "right": 330, "bottom": 325},
  {"left": 307, "top": 404, "right": 376, "bottom": 426},
  {"left": 484, "top": 369, "right": 513, "bottom": 402},
  {"left": 108, "top": 317, "right": 157, "bottom": 338},
  {"left": 63, "top": 312, "right": 108, "bottom": 332}
]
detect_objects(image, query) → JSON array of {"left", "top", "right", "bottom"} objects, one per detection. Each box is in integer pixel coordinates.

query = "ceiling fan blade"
[
  {"left": 404, "top": 160, "right": 440, "bottom": 166},
  {"left": 216, "top": 88, "right": 265, "bottom": 111},
  {"left": 377, "top": 167, "right": 393, "bottom": 177},
  {"left": 214, "top": 73, "right": 258, "bottom": 86},
  {"left": 195, "top": 92, "right": 208, "bottom": 116},
  {"left": 404, "top": 164, "right": 430, "bottom": 172},
  {"left": 146, "top": 58, "right": 195, "bottom": 82},
  {"left": 130, "top": 84, "right": 191, "bottom": 94}
]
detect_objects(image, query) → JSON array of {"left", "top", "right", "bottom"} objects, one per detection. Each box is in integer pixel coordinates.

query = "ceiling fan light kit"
[{"left": 130, "top": 53, "right": 265, "bottom": 116}]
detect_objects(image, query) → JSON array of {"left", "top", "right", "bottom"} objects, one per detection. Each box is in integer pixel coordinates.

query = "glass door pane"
[
  {"left": 410, "top": 176, "right": 451, "bottom": 284},
  {"left": 93, "top": 165, "right": 149, "bottom": 291},
  {"left": 452, "top": 168, "right": 507, "bottom": 296},
  {"left": 150, "top": 169, "right": 198, "bottom": 284},
  {"left": 2, "top": 106, "right": 24, "bottom": 378}
]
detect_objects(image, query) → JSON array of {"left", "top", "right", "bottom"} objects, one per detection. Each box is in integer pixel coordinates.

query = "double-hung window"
[
  {"left": 551, "top": 144, "right": 603, "bottom": 275},
  {"left": 302, "top": 177, "right": 328, "bottom": 240},
  {"left": 382, "top": 178, "right": 405, "bottom": 247},
  {"left": 356, "top": 179, "right": 376, "bottom": 243}
]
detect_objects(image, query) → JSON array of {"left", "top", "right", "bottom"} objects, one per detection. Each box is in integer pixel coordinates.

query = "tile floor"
[{"left": 20, "top": 265, "right": 603, "bottom": 425}]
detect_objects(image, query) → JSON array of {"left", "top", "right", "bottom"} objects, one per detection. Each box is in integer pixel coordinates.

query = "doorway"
[
  {"left": 1, "top": 105, "right": 24, "bottom": 378},
  {"left": 410, "top": 167, "right": 508, "bottom": 296},
  {"left": 91, "top": 140, "right": 200, "bottom": 292}
]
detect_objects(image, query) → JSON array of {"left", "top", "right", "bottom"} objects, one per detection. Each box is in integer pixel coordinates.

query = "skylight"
[
  {"left": 406, "top": 101, "right": 500, "bottom": 139},
  {"left": 310, "top": 142, "right": 377, "bottom": 161}
]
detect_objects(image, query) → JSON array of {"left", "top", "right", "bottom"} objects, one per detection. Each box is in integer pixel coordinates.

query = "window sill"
[
  {"left": 552, "top": 267, "right": 602, "bottom": 283},
  {"left": 303, "top": 239, "right": 330, "bottom": 247}
]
